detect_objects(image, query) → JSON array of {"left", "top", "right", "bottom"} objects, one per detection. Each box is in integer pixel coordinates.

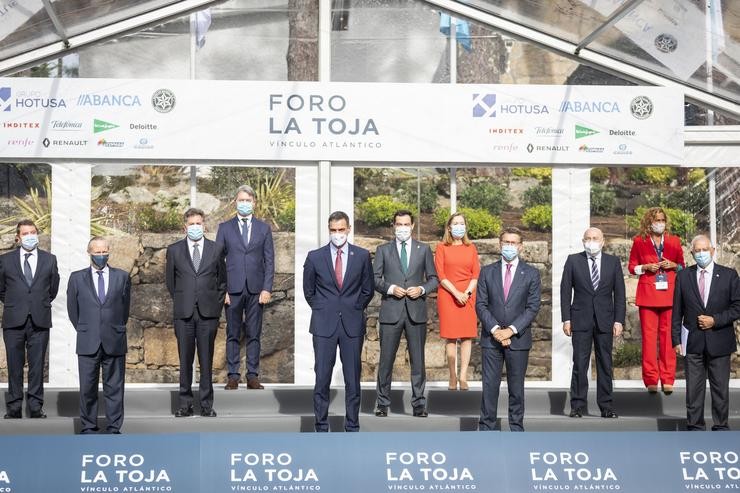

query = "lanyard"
[{"left": 651, "top": 236, "right": 664, "bottom": 274}]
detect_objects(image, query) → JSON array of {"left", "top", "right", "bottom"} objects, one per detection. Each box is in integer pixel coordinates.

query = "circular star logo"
[
  {"left": 152, "top": 89, "right": 175, "bottom": 113},
  {"left": 654, "top": 33, "right": 678, "bottom": 54},
  {"left": 630, "top": 96, "right": 653, "bottom": 120}
]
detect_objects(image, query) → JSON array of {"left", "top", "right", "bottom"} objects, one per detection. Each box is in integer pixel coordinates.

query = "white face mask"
[
  {"left": 330, "top": 233, "right": 347, "bottom": 248},
  {"left": 651, "top": 222, "right": 666, "bottom": 235},
  {"left": 583, "top": 241, "right": 602, "bottom": 256},
  {"left": 395, "top": 226, "right": 412, "bottom": 242}
]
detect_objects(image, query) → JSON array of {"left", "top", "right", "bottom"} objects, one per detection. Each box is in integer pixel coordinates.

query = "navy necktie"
[
  {"left": 96, "top": 271, "right": 106, "bottom": 304},
  {"left": 242, "top": 219, "right": 249, "bottom": 246},
  {"left": 23, "top": 253, "right": 33, "bottom": 286}
]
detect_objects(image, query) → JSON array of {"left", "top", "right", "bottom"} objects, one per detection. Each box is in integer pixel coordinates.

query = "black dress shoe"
[
  {"left": 412, "top": 406, "right": 428, "bottom": 417},
  {"left": 601, "top": 410, "right": 618, "bottom": 419},
  {"left": 30, "top": 409, "right": 47, "bottom": 419},
  {"left": 568, "top": 408, "right": 583, "bottom": 418},
  {"left": 174, "top": 406, "right": 193, "bottom": 417},
  {"left": 3, "top": 411, "right": 21, "bottom": 419},
  {"left": 200, "top": 408, "right": 217, "bottom": 417},
  {"left": 374, "top": 406, "right": 388, "bottom": 417}
]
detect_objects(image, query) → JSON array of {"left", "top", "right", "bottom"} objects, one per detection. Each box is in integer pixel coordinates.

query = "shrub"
[
  {"left": 135, "top": 206, "right": 182, "bottom": 233},
  {"left": 522, "top": 184, "right": 551, "bottom": 208},
  {"left": 511, "top": 167, "right": 552, "bottom": 183},
  {"left": 590, "top": 167, "right": 610, "bottom": 183},
  {"left": 394, "top": 178, "right": 438, "bottom": 213},
  {"left": 642, "top": 183, "right": 709, "bottom": 219},
  {"left": 521, "top": 205, "right": 552, "bottom": 231},
  {"left": 590, "top": 184, "right": 617, "bottom": 216},
  {"left": 613, "top": 342, "right": 642, "bottom": 367},
  {"left": 357, "top": 195, "right": 414, "bottom": 228},
  {"left": 459, "top": 181, "right": 509, "bottom": 215},
  {"left": 627, "top": 166, "right": 677, "bottom": 185},
  {"left": 275, "top": 198, "right": 295, "bottom": 232},
  {"left": 687, "top": 168, "right": 706, "bottom": 185},
  {"left": 628, "top": 206, "right": 697, "bottom": 241},
  {"left": 433, "top": 207, "right": 501, "bottom": 240}
]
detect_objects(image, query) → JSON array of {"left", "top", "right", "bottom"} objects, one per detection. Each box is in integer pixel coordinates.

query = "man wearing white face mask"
[
  {"left": 0, "top": 219, "right": 59, "bottom": 419},
  {"left": 373, "top": 210, "right": 438, "bottom": 418},
  {"left": 166, "top": 208, "right": 227, "bottom": 418},
  {"left": 672, "top": 235, "right": 740, "bottom": 431},
  {"left": 303, "top": 211, "right": 374, "bottom": 432},
  {"left": 560, "top": 227, "right": 625, "bottom": 419}
]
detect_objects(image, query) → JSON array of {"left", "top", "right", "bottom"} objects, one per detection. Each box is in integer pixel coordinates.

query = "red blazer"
[{"left": 628, "top": 233, "right": 685, "bottom": 307}]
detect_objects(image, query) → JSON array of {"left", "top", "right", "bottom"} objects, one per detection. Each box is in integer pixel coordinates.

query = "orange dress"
[{"left": 434, "top": 242, "right": 480, "bottom": 339}]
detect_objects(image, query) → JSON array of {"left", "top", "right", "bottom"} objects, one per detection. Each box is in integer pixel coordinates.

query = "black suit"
[
  {"left": 165, "top": 238, "right": 226, "bottom": 411},
  {"left": 671, "top": 263, "right": 740, "bottom": 430},
  {"left": 0, "top": 247, "right": 59, "bottom": 416},
  {"left": 560, "top": 251, "right": 625, "bottom": 414},
  {"left": 67, "top": 266, "right": 130, "bottom": 434}
]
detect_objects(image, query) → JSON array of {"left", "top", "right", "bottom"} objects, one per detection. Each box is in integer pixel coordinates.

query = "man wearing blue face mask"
[
  {"left": 216, "top": 185, "right": 274, "bottom": 391},
  {"left": 166, "top": 208, "right": 227, "bottom": 418},
  {"left": 672, "top": 235, "right": 740, "bottom": 431},
  {"left": 0, "top": 219, "right": 59, "bottom": 419},
  {"left": 67, "top": 236, "right": 130, "bottom": 434}
]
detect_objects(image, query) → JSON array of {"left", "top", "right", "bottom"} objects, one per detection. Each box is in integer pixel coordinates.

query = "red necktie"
[
  {"left": 503, "top": 263, "right": 512, "bottom": 301},
  {"left": 335, "top": 249, "right": 343, "bottom": 289}
]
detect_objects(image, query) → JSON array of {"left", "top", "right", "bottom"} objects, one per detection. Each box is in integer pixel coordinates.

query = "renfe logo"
[
  {"left": 0, "top": 87, "right": 11, "bottom": 112},
  {"left": 472, "top": 94, "right": 496, "bottom": 117}
]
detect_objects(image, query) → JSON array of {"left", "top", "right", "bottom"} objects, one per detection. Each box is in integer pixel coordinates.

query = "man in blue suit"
[
  {"left": 303, "top": 211, "right": 374, "bottom": 432},
  {"left": 561, "top": 227, "right": 625, "bottom": 419},
  {"left": 67, "top": 236, "right": 131, "bottom": 434},
  {"left": 476, "top": 227, "right": 541, "bottom": 431},
  {"left": 216, "top": 185, "right": 275, "bottom": 390},
  {"left": 0, "top": 219, "right": 59, "bottom": 419}
]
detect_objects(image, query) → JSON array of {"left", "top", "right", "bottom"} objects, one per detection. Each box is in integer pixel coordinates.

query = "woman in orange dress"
[{"left": 435, "top": 212, "right": 480, "bottom": 391}]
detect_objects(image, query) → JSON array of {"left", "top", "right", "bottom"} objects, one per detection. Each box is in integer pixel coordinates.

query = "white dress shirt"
[
  {"left": 89, "top": 265, "right": 110, "bottom": 296},
  {"left": 187, "top": 237, "right": 204, "bottom": 263},
  {"left": 330, "top": 241, "right": 348, "bottom": 283},
  {"left": 19, "top": 247, "right": 38, "bottom": 278},
  {"left": 387, "top": 238, "right": 425, "bottom": 295},
  {"left": 696, "top": 261, "right": 714, "bottom": 306},
  {"left": 491, "top": 257, "right": 520, "bottom": 335},
  {"left": 238, "top": 214, "right": 253, "bottom": 244}
]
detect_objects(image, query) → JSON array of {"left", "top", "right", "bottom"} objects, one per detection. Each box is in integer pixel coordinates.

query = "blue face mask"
[
  {"left": 450, "top": 224, "right": 466, "bottom": 239},
  {"left": 693, "top": 251, "right": 712, "bottom": 269},
  {"left": 20, "top": 234, "right": 38, "bottom": 251},
  {"left": 501, "top": 244, "right": 518, "bottom": 262},
  {"left": 187, "top": 224, "right": 204, "bottom": 241},
  {"left": 237, "top": 201, "right": 254, "bottom": 217},
  {"left": 91, "top": 254, "right": 109, "bottom": 269}
]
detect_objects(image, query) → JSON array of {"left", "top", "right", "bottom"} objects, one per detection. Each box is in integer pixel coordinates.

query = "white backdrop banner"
[{"left": 0, "top": 78, "right": 684, "bottom": 164}]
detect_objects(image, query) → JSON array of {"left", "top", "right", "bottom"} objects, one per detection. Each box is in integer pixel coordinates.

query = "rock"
[
  {"left": 625, "top": 277, "right": 638, "bottom": 302},
  {"left": 195, "top": 192, "right": 221, "bottom": 215},
  {"left": 138, "top": 248, "right": 167, "bottom": 284},
  {"left": 126, "top": 348, "right": 143, "bottom": 366},
  {"left": 508, "top": 177, "right": 539, "bottom": 208},
  {"left": 353, "top": 236, "right": 385, "bottom": 254},
  {"left": 521, "top": 241, "right": 549, "bottom": 263},
  {"left": 259, "top": 348, "right": 294, "bottom": 383},
  {"left": 261, "top": 300, "right": 295, "bottom": 355},
  {"left": 111, "top": 186, "right": 156, "bottom": 204},
  {"left": 125, "top": 368, "right": 180, "bottom": 384},
  {"left": 130, "top": 284, "right": 172, "bottom": 322},
  {"left": 126, "top": 318, "right": 144, "bottom": 349},
  {"left": 109, "top": 234, "right": 140, "bottom": 274},
  {"left": 0, "top": 234, "right": 16, "bottom": 250},
  {"left": 141, "top": 233, "right": 182, "bottom": 250},
  {"left": 424, "top": 338, "right": 447, "bottom": 368},
  {"left": 605, "top": 239, "right": 632, "bottom": 261},
  {"left": 272, "top": 273, "right": 294, "bottom": 292},
  {"left": 273, "top": 232, "right": 294, "bottom": 274},
  {"left": 363, "top": 340, "right": 380, "bottom": 365},
  {"left": 143, "top": 326, "right": 179, "bottom": 367},
  {"left": 474, "top": 239, "right": 499, "bottom": 254}
]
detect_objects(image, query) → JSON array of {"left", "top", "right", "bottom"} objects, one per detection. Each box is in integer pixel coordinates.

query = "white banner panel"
[{"left": 0, "top": 78, "right": 684, "bottom": 164}]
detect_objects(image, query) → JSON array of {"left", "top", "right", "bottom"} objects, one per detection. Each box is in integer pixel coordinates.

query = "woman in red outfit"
[
  {"left": 628, "top": 207, "right": 685, "bottom": 394},
  {"left": 435, "top": 213, "right": 480, "bottom": 391}
]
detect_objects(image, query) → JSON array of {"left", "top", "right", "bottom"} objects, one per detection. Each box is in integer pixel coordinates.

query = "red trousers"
[{"left": 639, "top": 307, "right": 676, "bottom": 386}]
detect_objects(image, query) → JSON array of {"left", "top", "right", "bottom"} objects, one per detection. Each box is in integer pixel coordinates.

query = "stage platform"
[{"left": 2, "top": 386, "right": 738, "bottom": 434}]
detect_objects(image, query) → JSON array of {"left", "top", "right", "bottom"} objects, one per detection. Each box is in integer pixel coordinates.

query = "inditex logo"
[
  {"left": 0, "top": 87, "right": 10, "bottom": 112},
  {"left": 94, "top": 119, "right": 119, "bottom": 133},
  {"left": 575, "top": 125, "right": 598, "bottom": 139},
  {"left": 472, "top": 94, "right": 496, "bottom": 117}
]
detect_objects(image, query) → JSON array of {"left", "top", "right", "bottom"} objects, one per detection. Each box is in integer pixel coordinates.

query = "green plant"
[
  {"left": 0, "top": 176, "right": 51, "bottom": 234},
  {"left": 433, "top": 207, "right": 501, "bottom": 240},
  {"left": 642, "top": 181, "right": 709, "bottom": 218},
  {"left": 590, "top": 184, "right": 617, "bottom": 216},
  {"left": 590, "top": 167, "right": 610, "bottom": 183},
  {"left": 135, "top": 206, "right": 182, "bottom": 233},
  {"left": 394, "top": 178, "right": 438, "bottom": 213},
  {"left": 511, "top": 167, "right": 552, "bottom": 183},
  {"left": 523, "top": 184, "right": 551, "bottom": 208},
  {"left": 628, "top": 166, "right": 677, "bottom": 185},
  {"left": 521, "top": 205, "right": 552, "bottom": 232},
  {"left": 687, "top": 168, "right": 706, "bottom": 185},
  {"left": 613, "top": 342, "right": 642, "bottom": 367},
  {"left": 357, "top": 195, "right": 415, "bottom": 228},
  {"left": 628, "top": 206, "right": 697, "bottom": 242},
  {"left": 255, "top": 169, "right": 294, "bottom": 228},
  {"left": 275, "top": 198, "right": 295, "bottom": 232},
  {"left": 459, "top": 181, "right": 509, "bottom": 215}
]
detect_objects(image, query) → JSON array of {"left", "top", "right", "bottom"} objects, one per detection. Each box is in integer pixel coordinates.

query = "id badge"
[{"left": 655, "top": 272, "right": 668, "bottom": 291}]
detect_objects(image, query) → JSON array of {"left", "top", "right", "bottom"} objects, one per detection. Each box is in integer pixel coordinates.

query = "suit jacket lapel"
[
  {"left": 84, "top": 267, "right": 102, "bottom": 306},
  {"left": 686, "top": 265, "right": 703, "bottom": 307},
  {"left": 323, "top": 245, "right": 340, "bottom": 291},
  {"left": 492, "top": 262, "right": 505, "bottom": 303},
  {"left": 181, "top": 240, "right": 197, "bottom": 274},
  {"left": 29, "top": 251, "right": 46, "bottom": 288},
  {"left": 505, "top": 263, "right": 526, "bottom": 304},
  {"left": 581, "top": 253, "right": 597, "bottom": 294}
]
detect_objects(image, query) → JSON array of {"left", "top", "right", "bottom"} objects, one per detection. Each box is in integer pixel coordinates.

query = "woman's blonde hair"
[
  {"left": 442, "top": 212, "right": 472, "bottom": 245},
  {"left": 639, "top": 206, "right": 670, "bottom": 238}
]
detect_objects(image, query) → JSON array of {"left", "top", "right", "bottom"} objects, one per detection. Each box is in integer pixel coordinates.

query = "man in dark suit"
[
  {"left": 476, "top": 227, "right": 541, "bottom": 431},
  {"left": 67, "top": 236, "right": 131, "bottom": 434},
  {"left": 373, "top": 210, "right": 437, "bottom": 418},
  {"left": 216, "top": 185, "right": 274, "bottom": 390},
  {"left": 560, "top": 227, "right": 625, "bottom": 419},
  {"left": 166, "top": 208, "right": 227, "bottom": 418},
  {"left": 0, "top": 219, "right": 59, "bottom": 419},
  {"left": 303, "top": 211, "right": 374, "bottom": 432},
  {"left": 672, "top": 234, "right": 740, "bottom": 431}
]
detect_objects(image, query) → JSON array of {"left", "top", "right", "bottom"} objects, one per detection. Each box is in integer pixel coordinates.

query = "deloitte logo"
[
  {"left": 94, "top": 119, "right": 119, "bottom": 133},
  {"left": 575, "top": 125, "right": 598, "bottom": 139}
]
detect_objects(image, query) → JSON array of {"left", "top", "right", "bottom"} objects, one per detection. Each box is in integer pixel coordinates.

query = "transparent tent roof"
[{"left": 0, "top": 0, "right": 738, "bottom": 117}]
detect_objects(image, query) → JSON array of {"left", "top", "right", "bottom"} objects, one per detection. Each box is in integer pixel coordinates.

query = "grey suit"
[
  {"left": 476, "top": 259, "right": 541, "bottom": 431},
  {"left": 67, "top": 266, "right": 131, "bottom": 434},
  {"left": 373, "top": 239, "right": 438, "bottom": 409}
]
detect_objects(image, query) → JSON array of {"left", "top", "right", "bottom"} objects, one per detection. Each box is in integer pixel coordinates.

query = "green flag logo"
[
  {"left": 575, "top": 124, "right": 598, "bottom": 139},
  {"left": 94, "top": 119, "right": 118, "bottom": 133}
]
